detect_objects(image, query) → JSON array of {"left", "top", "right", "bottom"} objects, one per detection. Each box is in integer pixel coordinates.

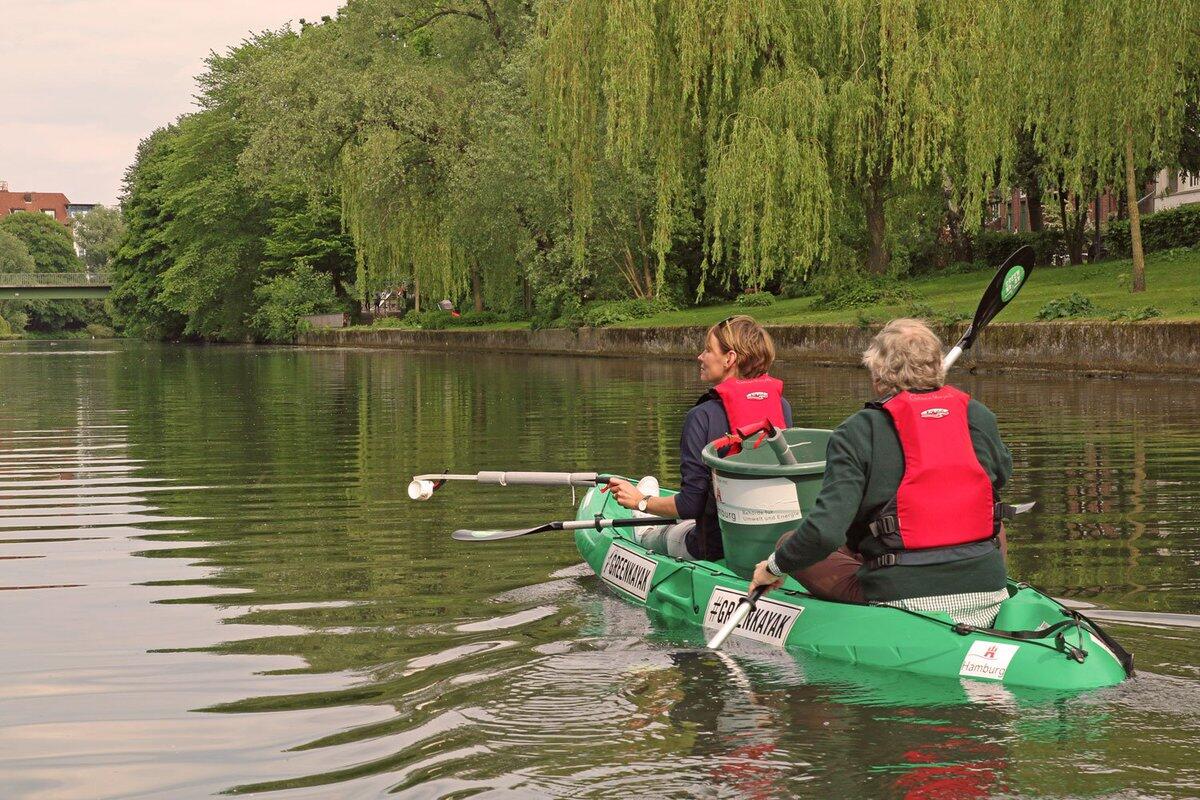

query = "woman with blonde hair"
[
  {"left": 750, "top": 318, "right": 1013, "bottom": 627},
  {"left": 605, "top": 315, "right": 793, "bottom": 561}
]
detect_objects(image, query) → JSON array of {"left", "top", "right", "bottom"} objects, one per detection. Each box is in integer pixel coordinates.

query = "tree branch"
[
  {"left": 477, "top": 0, "right": 509, "bottom": 52},
  {"left": 404, "top": 7, "right": 485, "bottom": 37}
]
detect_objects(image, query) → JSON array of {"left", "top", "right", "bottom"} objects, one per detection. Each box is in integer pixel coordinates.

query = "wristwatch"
[
  {"left": 636, "top": 496, "right": 649, "bottom": 512},
  {"left": 765, "top": 553, "right": 785, "bottom": 577}
]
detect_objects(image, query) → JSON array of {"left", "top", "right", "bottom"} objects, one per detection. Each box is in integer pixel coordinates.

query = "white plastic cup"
[
  {"left": 408, "top": 479, "right": 436, "bottom": 501},
  {"left": 631, "top": 476, "right": 664, "bottom": 545},
  {"left": 634, "top": 475, "right": 660, "bottom": 506}
]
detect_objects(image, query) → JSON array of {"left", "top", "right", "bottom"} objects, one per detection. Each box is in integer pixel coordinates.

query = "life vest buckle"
[
  {"left": 870, "top": 552, "right": 898, "bottom": 569},
  {"left": 868, "top": 515, "right": 899, "bottom": 538}
]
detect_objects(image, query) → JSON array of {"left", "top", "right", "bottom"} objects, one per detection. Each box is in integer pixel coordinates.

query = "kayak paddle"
[
  {"left": 409, "top": 470, "right": 609, "bottom": 501},
  {"left": 706, "top": 585, "right": 768, "bottom": 650},
  {"left": 453, "top": 515, "right": 679, "bottom": 542},
  {"left": 942, "top": 244, "right": 1035, "bottom": 371}
]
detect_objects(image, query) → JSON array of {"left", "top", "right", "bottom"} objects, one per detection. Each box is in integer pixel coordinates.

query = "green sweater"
[{"left": 773, "top": 392, "right": 1013, "bottom": 602}]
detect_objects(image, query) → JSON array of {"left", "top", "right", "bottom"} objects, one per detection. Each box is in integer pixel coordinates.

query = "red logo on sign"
[{"left": 983, "top": 645, "right": 998, "bottom": 659}]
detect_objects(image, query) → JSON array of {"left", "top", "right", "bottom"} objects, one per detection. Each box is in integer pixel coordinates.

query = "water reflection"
[{"left": 0, "top": 341, "right": 1198, "bottom": 797}]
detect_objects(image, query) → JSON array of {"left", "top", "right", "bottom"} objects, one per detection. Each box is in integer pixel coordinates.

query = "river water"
[{"left": 1, "top": 340, "right": 1198, "bottom": 799}]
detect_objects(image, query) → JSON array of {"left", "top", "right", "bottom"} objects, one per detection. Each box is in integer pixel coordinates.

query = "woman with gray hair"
[{"left": 749, "top": 318, "right": 1013, "bottom": 627}]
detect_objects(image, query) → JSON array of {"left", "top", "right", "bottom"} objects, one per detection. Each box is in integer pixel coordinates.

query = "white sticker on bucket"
[
  {"left": 712, "top": 474, "right": 802, "bottom": 526},
  {"left": 599, "top": 544, "right": 657, "bottom": 601},
  {"left": 959, "top": 640, "right": 1020, "bottom": 681},
  {"left": 703, "top": 586, "right": 803, "bottom": 647}
]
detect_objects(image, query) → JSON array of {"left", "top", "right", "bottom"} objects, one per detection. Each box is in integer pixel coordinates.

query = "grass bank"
[
  {"left": 620, "top": 248, "right": 1200, "bottom": 328},
  {"left": 345, "top": 248, "right": 1199, "bottom": 335}
]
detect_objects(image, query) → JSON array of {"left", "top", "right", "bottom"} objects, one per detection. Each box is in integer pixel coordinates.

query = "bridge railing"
[{"left": 0, "top": 271, "right": 113, "bottom": 287}]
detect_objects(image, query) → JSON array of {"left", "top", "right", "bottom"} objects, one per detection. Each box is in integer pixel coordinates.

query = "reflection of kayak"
[{"left": 574, "top": 483, "right": 1132, "bottom": 692}]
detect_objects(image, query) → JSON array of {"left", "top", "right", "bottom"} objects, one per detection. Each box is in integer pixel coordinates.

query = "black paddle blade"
[
  {"left": 960, "top": 245, "right": 1035, "bottom": 351},
  {"left": 452, "top": 524, "right": 552, "bottom": 542}
]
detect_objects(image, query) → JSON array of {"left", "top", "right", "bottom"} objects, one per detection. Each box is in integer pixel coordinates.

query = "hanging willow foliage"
[
  {"left": 538, "top": 0, "right": 1029, "bottom": 289},
  {"left": 704, "top": 64, "right": 830, "bottom": 292},
  {"left": 1011, "top": 0, "right": 1198, "bottom": 193},
  {"left": 339, "top": 132, "right": 465, "bottom": 302}
]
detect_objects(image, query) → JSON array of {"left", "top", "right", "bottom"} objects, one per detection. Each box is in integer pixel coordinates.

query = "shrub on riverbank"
[
  {"left": 251, "top": 265, "right": 342, "bottom": 343},
  {"left": 577, "top": 298, "right": 677, "bottom": 327},
  {"left": 1108, "top": 207, "right": 1200, "bottom": 256},
  {"left": 974, "top": 229, "right": 1064, "bottom": 266},
  {"left": 811, "top": 271, "right": 916, "bottom": 310},
  {"left": 736, "top": 292, "right": 776, "bottom": 307},
  {"left": 1037, "top": 293, "right": 1097, "bottom": 320}
]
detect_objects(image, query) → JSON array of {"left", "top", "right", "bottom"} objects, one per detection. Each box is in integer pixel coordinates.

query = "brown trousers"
[{"left": 777, "top": 526, "right": 1008, "bottom": 604}]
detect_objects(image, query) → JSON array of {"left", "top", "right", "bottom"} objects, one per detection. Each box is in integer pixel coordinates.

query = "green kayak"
[{"left": 573, "top": 457, "right": 1132, "bottom": 692}]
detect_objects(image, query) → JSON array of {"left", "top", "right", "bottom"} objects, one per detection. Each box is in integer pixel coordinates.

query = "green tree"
[
  {"left": 0, "top": 211, "right": 100, "bottom": 331},
  {"left": 0, "top": 211, "right": 81, "bottom": 273},
  {"left": 0, "top": 229, "right": 34, "bottom": 273},
  {"left": 73, "top": 204, "right": 126, "bottom": 272},
  {"left": 538, "top": 1, "right": 1023, "bottom": 288},
  {"left": 111, "top": 31, "right": 354, "bottom": 341},
  {"left": 1015, "top": 0, "right": 1200, "bottom": 292},
  {"left": 108, "top": 128, "right": 189, "bottom": 339},
  {"left": 249, "top": 262, "right": 339, "bottom": 342},
  {"left": 0, "top": 230, "right": 34, "bottom": 332},
  {"left": 236, "top": 4, "right": 613, "bottom": 315}
]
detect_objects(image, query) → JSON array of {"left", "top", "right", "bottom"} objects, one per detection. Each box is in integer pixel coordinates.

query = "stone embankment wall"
[{"left": 298, "top": 322, "right": 1200, "bottom": 377}]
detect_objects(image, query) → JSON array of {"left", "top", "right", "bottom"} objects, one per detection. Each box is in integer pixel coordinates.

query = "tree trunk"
[
  {"left": 1027, "top": 173, "right": 1044, "bottom": 232},
  {"left": 522, "top": 275, "right": 531, "bottom": 312},
  {"left": 942, "top": 179, "right": 972, "bottom": 264},
  {"left": 1067, "top": 194, "right": 1086, "bottom": 265},
  {"left": 864, "top": 174, "right": 889, "bottom": 274},
  {"left": 1091, "top": 195, "right": 1103, "bottom": 260},
  {"left": 1124, "top": 121, "right": 1146, "bottom": 293},
  {"left": 1057, "top": 176, "right": 1070, "bottom": 262},
  {"left": 470, "top": 260, "right": 483, "bottom": 312},
  {"left": 414, "top": 276, "right": 421, "bottom": 313}
]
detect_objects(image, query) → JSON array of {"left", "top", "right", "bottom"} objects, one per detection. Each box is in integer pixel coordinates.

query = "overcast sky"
[{"left": 1, "top": 0, "right": 344, "bottom": 206}]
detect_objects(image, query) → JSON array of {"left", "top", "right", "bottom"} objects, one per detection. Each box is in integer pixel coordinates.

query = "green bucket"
[{"left": 702, "top": 427, "right": 830, "bottom": 579}]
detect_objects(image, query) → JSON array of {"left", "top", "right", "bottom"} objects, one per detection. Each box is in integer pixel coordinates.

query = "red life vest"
[
  {"left": 712, "top": 375, "right": 786, "bottom": 454},
  {"left": 870, "top": 386, "right": 995, "bottom": 554}
]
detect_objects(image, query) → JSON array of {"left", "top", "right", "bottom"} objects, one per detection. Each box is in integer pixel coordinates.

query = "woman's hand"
[
  {"left": 749, "top": 559, "right": 784, "bottom": 595},
  {"left": 601, "top": 478, "right": 645, "bottom": 511}
]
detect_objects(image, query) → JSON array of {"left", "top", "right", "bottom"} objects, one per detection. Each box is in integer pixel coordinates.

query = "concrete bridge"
[{"left": 0, "top": 272, "right": 112, "bottom": 300}]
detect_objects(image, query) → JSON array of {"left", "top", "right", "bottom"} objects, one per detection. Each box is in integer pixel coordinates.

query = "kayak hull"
[{"left": 574, "top": 486, "right": 1129, "bottom": 692}]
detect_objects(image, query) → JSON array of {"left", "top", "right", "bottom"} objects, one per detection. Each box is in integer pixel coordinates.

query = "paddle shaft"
[
  {"left": 409, "top": 471, "right": 606, "bottom": 500},
  {"left": 555, "top": 516, "right": 678, "bottom": 533},
  {"left": 453, "top": 515, "right": 679, "bottom": 541}
]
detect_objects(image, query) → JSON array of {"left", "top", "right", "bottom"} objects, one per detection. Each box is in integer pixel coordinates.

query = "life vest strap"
[
  {"left": 868, "top": 502, "right": 1029, "bottom": 548},
  {"left": 865, "top": 537, "right": 999, "bottom": 571}
]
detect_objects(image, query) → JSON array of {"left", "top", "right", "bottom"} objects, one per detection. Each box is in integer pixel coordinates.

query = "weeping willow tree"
[
  {"left": 539, "top": 0, "right": 1022, "bottom": 287},
  {"left": 239, "top": 0, "right": 531, "bottom": 309},
  {"left": 1010, "top": 0, "right": 1200, "bottom": 292},
  {"left": 336, "top": 80, "right": 471, "bottom": 309}
]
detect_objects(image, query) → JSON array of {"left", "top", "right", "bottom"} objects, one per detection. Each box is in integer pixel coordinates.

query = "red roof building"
[{"left": 0, "top": 188, "right": 72, "bottom": 225}]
